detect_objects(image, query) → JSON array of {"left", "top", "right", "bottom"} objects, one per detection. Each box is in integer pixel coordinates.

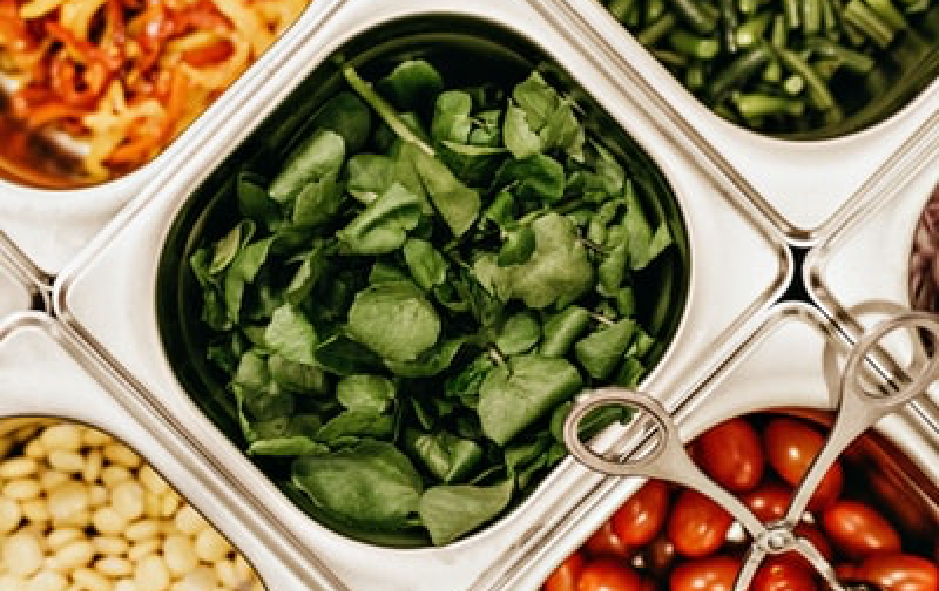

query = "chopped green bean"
[
  {"left": 721, "top": 0, "right": 741, "bottom": 52},
  {"left": 652, "top": 48, "right": 691, "bottom": 67},
  {"left": 805, "top": 37, "right": 876, "bottom": 71},
  {"left": 844, "top": 0, "right": 897, "bottom": 45},
  {"left": 732, "top": 92, "right": 807, "bottom": 116},
  {"left": 708, "top": 41, "right": 774, "bottom": 99},
  {"left": 637, "top": 13, "right": 679, "bottom": 45},
  {"left": 785, "top": 0, "right": 802, "bottom": 28},
  {"left": 686, "top": 61, "right": 707, "bottom": 88},
  {"left": 865, "top": 0, "right": 908, "bottom": 29},
  {"left": 646, "top": 0, "right": 668, "bottom": 24},
  {"left": 667, "top": 0, "right": 720, "bottom": 33},
  {"left": 736, "top": 12, "right": 774, "bottom": 45},
  {"left": 739, "top": 0, "right": 767, "bottom": 14},
  {"left": 608, "top": 0, "right": 639, "bottom": 21},
  {"left": 669, "top": 30, "right": 722, "bottom": 58},
  {"left": 783, "top": 74, "right": 806, "bottom": 93},
  {"left": 763, "top": 61, "right": 783, "bottom": 81},
  {"left": 804, "top": 0, "right": 824, "bottom": 33},
  {"left": 772, "top": 14, "right": 789, "bottom": 44},
  {"left": 778, "top": 48, "right": 836, "bottom": 109}
]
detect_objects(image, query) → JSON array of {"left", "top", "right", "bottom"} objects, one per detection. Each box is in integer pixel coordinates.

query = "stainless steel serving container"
[
  {"left": 0, "top": 0, "right": 332, "bottom": 275},
  {"left": 537, "top": 0, "right": 939, "bottom": 240},
  {"left": 476, "top": 302, "right": 939, "bottom": 591},
  {"left": 0, "top": 311, "right": 351, "bottom": 590},
  {"left": 47, "top": 0, "right": 796, "bottom": 588}
]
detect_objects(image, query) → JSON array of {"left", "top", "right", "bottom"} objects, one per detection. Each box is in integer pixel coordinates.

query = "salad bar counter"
[{"left": 0, "top": 0, "right": 937, "bottom": 589}]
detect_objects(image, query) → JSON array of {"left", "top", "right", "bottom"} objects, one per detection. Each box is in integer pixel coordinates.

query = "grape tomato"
[
  {"left": 541, "top": 413, "right": 937, "bottom": 591},
  {"left": 694, "top": 418, "right": 765, "bottom": 492}
]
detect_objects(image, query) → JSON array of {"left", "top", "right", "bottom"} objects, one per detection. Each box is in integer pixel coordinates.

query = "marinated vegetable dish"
[
  {"left": 166, "top": 48, "right": 688, "bottom": 547},
  {"left": 0, "top": 418, "right": 263, "bottom": 591},
  {"left": 601, "top": 0, "right": 939, "bottom": 136},
  {"left": 543, "top": 413, "right": 939, "bottom": 591},
  {"left": 0, "top": 0, "right": 308, "bottom": 188},
  {"left": 910, "top": 182, "right": 939, "bottom": 314}
]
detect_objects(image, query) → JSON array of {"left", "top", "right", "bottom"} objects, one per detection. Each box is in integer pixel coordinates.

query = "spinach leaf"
[
  {"left": 495, "top": 312, "right": 541, "bottom": 355},
  {"left": 431, "top": 90, "right": 473, "bottom": 143},
  {"left": 346, "top": 155, "right": 394, "bottom": 205},
  {"left": 377, "top": 60, "right": 445, "bottom": 111},
  {"left": 405, "top": 430, "right": 482, "bottom": 483},
  {"left": 223, "top": 238, "right": 274, "bottom": 322},
  {"left": 541, "top": 305, "right": 592, "bottom": 357},
  {"left": 316, "top": 410, "right": 393, "bottom": 441},
  {"left": 346, "top": 281, "right": 441, "bottom": 362},
  {"left": 270, "top": 130, "right": 345, "bottom": 206},
  {"left": 413, "top": 151, "right": 480, "bottom": 237},
  {"left": 264, "top": 304, "right": 317, "bottom": 366},
  {"left": 403, "top": 238, "right": 447, "bottom": 290},
  {"left": 494, "top": 154, "right": 565, "bottom": 205},
  {"left": 574, "top": 319, "right": 637, "bottom": 380},
  {"left": 313, "top": 331, "right": 384, "bottom": 375},
  {"left": 292, "top": 441, "right": 423, "bottom": 529},
  {"left": 477, "top": 354, "right": 582, "bottom": 446},
  {"left": 418, "top": 479, "right": 514, "bottom": 546},
  {"left": 624, "top": 182, "right": 672, "bottom": 270},
  {"left": 384, "top": 338, "right": 463, "bottom": 378},
  {"left": 310, "top": 91, "right": 371, "bottom": 154}
]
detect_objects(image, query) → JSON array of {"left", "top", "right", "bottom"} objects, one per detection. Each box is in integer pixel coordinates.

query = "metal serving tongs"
[{"left": 563, "top": 311, "right": 939, "bottom": 591}]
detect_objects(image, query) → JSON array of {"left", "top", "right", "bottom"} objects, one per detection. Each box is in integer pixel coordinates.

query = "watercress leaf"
[
  {"left": 444, "top": 355, "right": 493, "bottom": 403},
  {"left": 574, "top": 319, "right": 637, "bottom": 380},
  {"left": 497, "top": 225, "right": 535, "bottom": 267},
  {"left": 270, "top": 130, "right": 346, "bottom": 205},
  {"left": 313, "top": 331, "right": 384, "bottom": 375},
  {"left": 512, "top": 71, "right": 555, "bottom": 130},
  {"left": 418, "top": 479, "right": 514, "bottom": 546},
  {"left": 346, "top": 155, "right": 395, "bottom": 205},
  {"left": 624, "top": 183, "right": 672, "bottom": 270},
  {"left": 541, "top": 306, "right": 592, "bottom": 357},
  {"left": 248, "top": 436, "right": 327, "bottom": 456},
  {"left": 431, "top": 90, "right": 473, "bottom": 143},
  {"left": 224, "top": 238, "right": 274, "bottom": 322},
  {"left": 539, "top": 97, "right": 584, "bottom": 158},
  {"left": 598, "top": 242, "right": 629, "bottom": 297},
  {"left": 377, "top": 60, "right": 445, "bottom": 111},
  {"left": 626, "top": 328, "right": 655, "bottom": 359},
  {"left": 616, "top": 356, "right": 647, "bottom": 386},
  {"left": 494, "top": 154, "right": 565, "bottom": 205},
  {"left": 495, "top": 312, "right": 540, "bottom": 355},
  {"left": 292, "top": 174, "right": 345, "bottom": 228},
  {"left": 403, "top": 238, "right": 447, "bottom": 290},
  {"left": 477, "top": 354, "right": 582, "bottom": 446},
  {"left": 316, "top": 410, "right": 393, "bottom": 441},
  {"left": 336, "top": 182, "right": 422, "bottom": 255},
  {"left": 336, "top": 374, "right": 396, "bottom": 414},
  {"left": 504, "top": 436, "right": 549, "bottom": 476},
  {"left": 475, "top": 213, "right": 593, "bottom": 309},
  {"left": 406, "top": 430, "right": 482, "bottom": 484},
  {"left": 210, "top": 220, "right": 255, "bottom": 274},
  {"left": 236, "top": 172, "right": 279, "bottom": 227},
  {"left": 292, "top": 441, "right": 423, "bottom": 529},
  {"left": 268, "top": 354, "right": 327, "bottom": 394},
  {"left": 384, "top": 338, "right": 464, "bottom": 378},
  {"left": 453, "top": 268, "right": 504, "bottom": 327},
  {"left": 590, "top": 140, "right": 625, "bottom": 196},
  {"left": 369, "top": 262, "right": 410, "bottom": 284},
  {"left": 286, "top": 241, "right": 333, "bottom": 304},
  {"left": 482, "top": 190, "right": 516, "bottom": 230},
  {"left": 346, "top": 281, "right": 441, "bottom": 362},
  {"left": 310, "top": 91, "right": 371, "bottom": 154},
  {"left": 503, "top": 101, "right": 542, "bottom": 159},
  {"left": 264, "top": 303, "right": 317, "bottom": 366},
  {"left": 413, "top": 152, "right": 480, "bottom": 237},
  {"left": 616, "top": 287, "right": 637, "bottom": 317}
]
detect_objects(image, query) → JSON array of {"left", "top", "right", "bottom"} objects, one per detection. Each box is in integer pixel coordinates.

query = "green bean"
[
  {"left": 669, "top": 29, "right": 722, "bottom": 58},
  {"left": 784, "top": 0, "right": 802, "bottom": 28},
  {"left": 667, "top": 0, "right": 720, "bottom": 33},
  {"left": 708, "top": 41, "right": 774, "bottom": 98},
  {"left": 763, "top": 61, "right": 783, "bottom": 81},
  {"left": 821, "top": 0, "right": 842, "bottom": 32},
  {"left": 805, "top": 37, "right": 876, "bottom": 71},
  {"left": 738, "top": 0, "right": 768, "bottom": 14},
  {"left": 736, "top": 12, "right": 774, "bottom": 45},
  {"left": 637, "top": 13, "right": 679, "bottom": 45},
  {"left": 783, "top": 74, "right": 806, "bottom": 93},
  {"left": 646, "top": 0, "right": 668, "bottom": 24},
  {"left": 652, "top": 48, "right": 691, "bottom": 67},
  {"left": 686, "top": 61, "right": 707, "bottom": 88},
  {"left": 732, "top": 92, "right": 807, "bottom": 116},
  {"left": 804, "top": 0, "right": 824, "bottom": 33},
  {"left": 721, "top": 0, "right": 741, "bottom": 52},
  {"left": 865, "top": 0, "right": 908, "bottom": 28},
  {"left": 778, "top": 48, "right": 836, "bottom": 109},
  {"left": 607, "top": 0, "right": 639, "bottom": 21},
  {"left": 772, "top": 14, "right": 789, "bottom": 43},
  {"left": 844, "top": 0, "right": 896, "bottom": 45}
]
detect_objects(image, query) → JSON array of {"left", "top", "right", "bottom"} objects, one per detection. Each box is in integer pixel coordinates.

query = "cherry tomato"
[
  {"left": 577, "top": 560, "right": 652, "bottom": 591},
  {"left": 822, "top": 500, "right": 901, "bottom": 558},
  {"left": 612, "top": 480, "right": 670, "bottom": 548},
  {"left": 742, "top": 482, "right": 793, "bottom": 523},
  {"left": 545, "top": 552, "right": 586, "bottom": 591},
  {"left": 669, "top": 555, "right": 741, "bottom": 591},
  {"left": 584, "top": 521, "right": 630, "bottom": 558},
  {"left": 854, "top": 554, "right": 939, "bottom": 591},
  {"left": 694, "top": 418, "right": 765, "bottom": 492},
  {"left": 751, "top": 557, "right": 818, "bottom": 591},
  {"left": 644, "top": 533, "right": 678, "bottom": 576},
  {"left": 764, "top": 418, "right": 843, "bottom": 511},
  {"left": 667, "top": 489, "right": 734, "bottom": 558}
]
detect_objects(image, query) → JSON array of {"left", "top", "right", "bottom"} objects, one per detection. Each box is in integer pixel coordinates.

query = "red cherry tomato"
[
  {"left": 612, "top": 480, "right": 670, "bottom": 548},
  {"left": 752, "top": 557, "right": 818, "bottom": 591},
  {"left": 667, "top": 489, "right": 734, "bottom": 558},
  {"left": 669, "top": 555, "right": 741, "bottom": 591},
  {"left": 822, "top": 500, "right": 901, "bottom": 558},
  {"left": 584, "top": 521, "right": 630, "bottom": 558},
  {"left": 742, "top": 482, "right": 793, "bottom": 523},
  {"left": 576, "top": 560, "right": 652, "bottom": 591},
  {"left": 694, "top": 418, "right": 765, "bottom": 492},
  {"left": 854, "top": 554, "right": 939, "bottom": 591},
  {"left": 764, "top": 418, "right": 843, "bottom": 511},
  {"left": 545, "top": 552, "right": 586, "bottom": 591}
]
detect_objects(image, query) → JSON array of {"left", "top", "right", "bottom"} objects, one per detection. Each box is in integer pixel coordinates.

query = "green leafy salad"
[{"left": 183, "top": 58, "right": 686, "bottom": 546}]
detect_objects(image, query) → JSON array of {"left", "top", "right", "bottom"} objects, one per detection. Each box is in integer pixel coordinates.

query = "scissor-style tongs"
[{"left": 563, "top": 311, "right": 939, "bottom": 591}]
